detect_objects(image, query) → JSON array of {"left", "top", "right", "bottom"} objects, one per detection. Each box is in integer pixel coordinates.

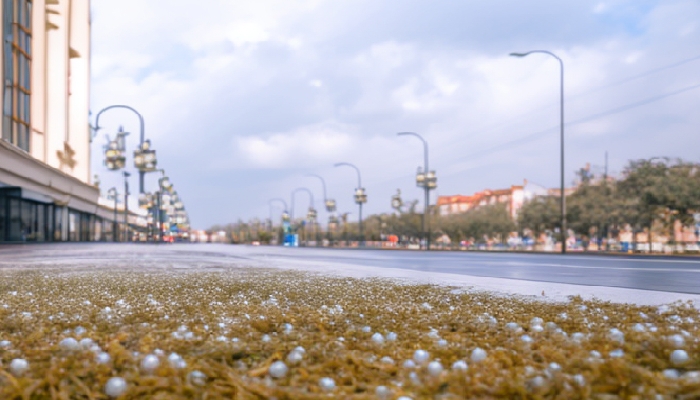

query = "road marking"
[{"left": 461, "top": 260, "right": 700, "bottom": 273}]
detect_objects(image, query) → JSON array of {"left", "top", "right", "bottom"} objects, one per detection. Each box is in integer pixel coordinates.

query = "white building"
[{"left": 0, "top": 0, "right": 140, "bottom": 242}]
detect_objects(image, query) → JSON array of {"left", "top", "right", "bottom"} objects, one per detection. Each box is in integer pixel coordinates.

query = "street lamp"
[
  {"left": 397, "top": 132, "right": 437, "bottom": 250},
  {"left": 270, "top": 198, "right": 289, "bottom": 244},
  {"left": 93, "top": 105, "right": 154, "bottom": 194},
  {"left": 106, "top": 187, "right": 119, "bottom": 242},
  {"left": 510, "top": 50, "right": 566, "bottom": 254},
  {"left": 334, "top": 162, "right": 366, "bottom": 246},
  {"left": 306, "top": 174, "right": 336, "bottom": 245},
  {"left": 291, "top": 187, "right": 316, "bottom": 246}
]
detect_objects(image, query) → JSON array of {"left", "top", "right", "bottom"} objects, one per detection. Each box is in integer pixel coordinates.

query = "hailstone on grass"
[
  {"left": 452, "top": 360, "right": 468, "bottom": 371},
  {"left": 471, "top": 347, "right": 487, "bottom": 363},
  {"left": 319, "top": 377, "right": 336, "bottom": 391},
  {"left": 9, "top": 358, "right": 28, "bottom": 376},
  {"left": 105, "top": 377, "right": 127, "bottom": 398},
  {"left": 269, "top": 361, "right": 288, "bottom": 378},
  {"left": 670, "top": 349, "right": 689, "bottom": 366},
  {"left": 413, "top": 349, "right": 429, "bottom": 364}
]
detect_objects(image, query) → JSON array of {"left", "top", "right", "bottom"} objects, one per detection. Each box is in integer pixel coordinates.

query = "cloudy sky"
[{"left": 90, "top": 0, "right": 700, "bottom": 229}]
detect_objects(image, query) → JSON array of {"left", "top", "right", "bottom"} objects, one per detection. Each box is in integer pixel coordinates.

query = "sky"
[{"left": 89, "top": 0, "right": 700, "bottom": 229}]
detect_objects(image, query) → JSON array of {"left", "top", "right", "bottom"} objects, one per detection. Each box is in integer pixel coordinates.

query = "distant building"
[
  {"left": 437, "top": 182, "right": 526, "bottom": 220},
  {"left": 0, "top": 1, "right": 117, "bottom": 243},
  {"left": 437, "top": 179, "right": 575, "bottom": 220}
]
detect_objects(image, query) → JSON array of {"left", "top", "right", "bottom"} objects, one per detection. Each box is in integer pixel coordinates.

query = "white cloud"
[
  {"left": 89, "top": 0, "right": 700, "bottom": 228},
  {"left": 227, "top": 122, "right": 355, "bottom": 169}
]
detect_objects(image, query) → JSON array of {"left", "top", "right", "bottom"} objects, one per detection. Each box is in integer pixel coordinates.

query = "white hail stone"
[
  {"left": 670, "top": 349, "right": 689, "bottom": 366},
  {"left": 9, "top": 358, "right": 28, "bottom": 376},
  {"left": 261, "top": 334, "right": 271, "bottom": 343},
  {"left": 632, "top": 323, "right": 646, "bottom": 333},
  {"left": 609, "top": 349, "right": 624, "bottom": 358},
  {"left": 663, "top": 369, "right": 680, "bottom": 379},
  {"left": 79, "top": 338, "right": 94, "bottom": 350},
  {"left": 268, "top": 361, "right": 288, "bottom": 378},
  {"left": 0, "top": 340, "right": 11, "bottom": 349},
  {"left": 530, "top": 324, "right": 544, "bottom": 333},
  {"left": 188, "top": 370, "right": 207, "bottom": 386},
  {"left": 471, "top": 348, "right": 487, "bottom": 363},
  {"left": 589, "top": 350, "right": 601, "bottom": 359},
  {"left": 413, "top": 349, "right": 430, "bottom": 365},
  {"left": 529, "top": 376, "right": 546, "bottom": 389},
  {"left": 520, "top": 334, "right": 533, "bottom": 343},
  {"left": 669, "top": 334, "right": 685, "bottom": 348},
  {"left": 168, "top": 353, "right": 181, "bottom": 365},
  {"left": 362, "top": 326, "right": 372, "bottom": 333},
  {"left": 216, "top": 335, "right": 228, "bottom": 342},
  {"left": 59, "top": 337, "right": 80, "bottom": 351},
  {"left": 386, "top": 332, "right": 398, "bottom": 341},
  {"left": 437, "top": 339, "right": 448, "bottom": 347},
  {"left": 545, "top": 322, "right": 558, "bottom": 332},
  {"left": 96, "top": 352, "right": 112, "bottom": 364},
  {"left": 372, "top": 333, "right": 385, "bottom": 344},
  {"left": 319, "top": 377, "right": 336, "bottom": 391},
  {"left": 397, "top": 396, "right": 413, "bottom": 400},
  {"left": 140, "top": 355, "right": 160, "bottom": 373},
  {"left": 682, "top": 371, "right": 700, "bottom": 382},
  {"left": 104, "top": 377, "right": 127, "bottom": 398},
  {"left": 375, "top": 385, "right": 391, "bottom": 399},
  {"left": 608, "top": 328, "right": 625, "bottom": 344},
  {"left": 530, "top": 317, "right": 544, "bottom": 326},
  {"left": 452, "top": 360, "right": 468, "bottom": 371},
  {"left": 573, "top": 374, "right": 585, "bottom": 387},
  {"left": 571, "top": 332, "right": 585, "bottom": 342},
  {"left": 427, "top": 361, "right": 444, "bottom": 376},
  {"left": 378, "top": 356, "right": 393, "bottom": 365},
  {"left": 287, "top": 350, "right": 303, "bottom": 365},
  {"left": 505, "top": 322, "right": 521, "bottom": 332},
  {"left": 402, "top": 359, "right": 417, "bottom": 369},
  {"left": 294, "top": 346, "right": 306, "bottom": 354}
]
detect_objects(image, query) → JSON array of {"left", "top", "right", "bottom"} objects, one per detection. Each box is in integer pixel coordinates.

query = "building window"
[{"left": 2, "top": 0, "right": 31, "bottom": 151}]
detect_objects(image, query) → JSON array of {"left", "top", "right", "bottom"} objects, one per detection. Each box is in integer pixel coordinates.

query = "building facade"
[
  {"left": 437, "top": 183, "right": 527, "bottom": 220},
  {"left": 0, "top": 0, "right": 127, "bottom": 243}
]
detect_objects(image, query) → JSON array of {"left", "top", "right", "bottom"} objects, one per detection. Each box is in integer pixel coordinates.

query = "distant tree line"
[{"left": 208, "top": 158, "right": 700, "bottom": 246}]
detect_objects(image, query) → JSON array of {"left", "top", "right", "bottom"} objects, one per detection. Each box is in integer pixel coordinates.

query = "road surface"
[{"left": 1, "top": 243, "right": 699, "bottom": 297}]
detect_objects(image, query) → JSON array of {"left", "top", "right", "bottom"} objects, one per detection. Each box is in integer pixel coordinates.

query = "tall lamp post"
[
  {"left": 155, "top": 169, "right": 172, "bottom": 242},
  {"left": 397, "top": 132, "right": 437, "bottom": 250},
  {"left": 269, "top": 198, "right": 289, "bottom": 245},
  {"left": 334, "top": 163, "right": 367, "bottom": 246},
  {"left": 306, "top": 174, "right": 337, "bottom": 246},
  {"left": 510, "top": 50, "right": 566, "bottom": 254},
  {"left": 291, "top": 188, "right": 316, "bottom": 246},
  {"left": 107, "top": 187, "right": 119, "bottom": 242}
]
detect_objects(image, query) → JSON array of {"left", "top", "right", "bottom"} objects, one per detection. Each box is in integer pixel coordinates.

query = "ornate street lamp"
[
  {"left": 335, "top": 163, "right": 367, "bottom": 245},
  {"left": 398, "top": 132, "right": 437, "bottom": 250},
  {"left": 133, "top": 139, "right": 157, "bottom": 172}
]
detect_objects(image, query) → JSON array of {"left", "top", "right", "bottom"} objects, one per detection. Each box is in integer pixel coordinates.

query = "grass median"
[{"left": 0, "top": 267, "right": 698, "bottom": 399}]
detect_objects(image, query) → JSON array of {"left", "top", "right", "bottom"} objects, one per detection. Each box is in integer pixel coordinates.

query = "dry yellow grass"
[{"left": 0, "top": 267, "right": 698, "bottom": 399}]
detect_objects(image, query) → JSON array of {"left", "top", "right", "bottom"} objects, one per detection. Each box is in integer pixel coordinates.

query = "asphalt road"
[{"left": 1, "top": 243, "right": 700, "bottom": 294}]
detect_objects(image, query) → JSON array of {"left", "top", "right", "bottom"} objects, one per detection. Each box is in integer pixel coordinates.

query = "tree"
[{"left": 517, "top": 196, "right": 560, "bottom": 238}]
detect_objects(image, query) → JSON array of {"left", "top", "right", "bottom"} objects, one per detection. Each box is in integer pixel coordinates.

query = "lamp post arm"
[
  {"left": 334, "top": 162, "right": 362, "bottom": 188},
  {"left": 93, "top": 105, "right": 145, "bottom": 144},
  {"left": 270, "top": 198, "right": 288, "bottom": 212},
  {"left": 306, "top": 174, "right": 328, "bottom": 201},
  {"left": 397, "top": 132, "right": 428, "bottom": 172}
]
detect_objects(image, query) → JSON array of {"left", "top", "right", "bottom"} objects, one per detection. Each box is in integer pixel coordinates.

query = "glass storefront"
[
  {"left": 0, "top": 187, "right": 135, "bottom": 243},
  {"left": 0, "top": 190, "right": 54, "bottom": 242}
]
